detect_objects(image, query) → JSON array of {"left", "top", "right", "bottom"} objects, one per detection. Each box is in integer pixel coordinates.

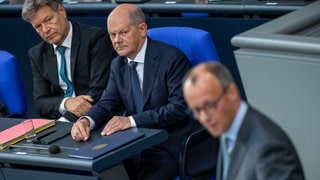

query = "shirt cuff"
[
  {"left": 59, "top": 97, "right": 69, "bottom": 114},
  {"left": 79, "top": 116, "right": 96, "bottom": 130},
  {"left": 128, "top": 116, "right": 137, "bottom": 127},
  {"left": 57, "top": 117, "right": 70, "bottom": 122}
]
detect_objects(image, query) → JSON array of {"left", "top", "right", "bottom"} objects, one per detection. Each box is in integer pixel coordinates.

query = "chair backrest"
[
  {"left": 149, "top": 27, "right": 219, "bottom": 180},
  {"left": 147, "top": 26, "right": 220, "bottom": 66},
  {"left": 0, "top": 50, "right": 27, "bottom": 117}
]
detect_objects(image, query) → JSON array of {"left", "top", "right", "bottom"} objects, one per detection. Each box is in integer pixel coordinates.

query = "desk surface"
[{"left": 0, "top": 118, "right": 168, "bottom": 173}]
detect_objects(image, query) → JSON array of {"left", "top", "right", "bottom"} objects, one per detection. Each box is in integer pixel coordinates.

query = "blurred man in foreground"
[{"left": 183, "top": 62, "right": 305, "bottom": 180}]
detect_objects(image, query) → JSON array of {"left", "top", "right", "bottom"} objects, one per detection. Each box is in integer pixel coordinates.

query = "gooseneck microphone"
[{"left": 8, "top": 144, "right": 77, "bottom": 154}]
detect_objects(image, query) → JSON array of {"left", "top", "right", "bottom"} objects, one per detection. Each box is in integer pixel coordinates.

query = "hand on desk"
[
  {"left": 71, "top": 118, "right": 91, "bottom": 141},
  {"left": 101, "top": 116, "right": 131, "bottom": 136},
  {"left": 65, "top": 95, "right": 94, "bottom": 117},
  {"left": 71, "top": 116, "right": 131, "bottom": 141}
]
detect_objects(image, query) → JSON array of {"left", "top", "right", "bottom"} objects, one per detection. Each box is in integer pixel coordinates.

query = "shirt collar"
[
  {"left": 127, "top": 38, "right": 147, "bottom": 64},
  {"left": 222, "top": 101, "right": 248, "bottom": 151}
]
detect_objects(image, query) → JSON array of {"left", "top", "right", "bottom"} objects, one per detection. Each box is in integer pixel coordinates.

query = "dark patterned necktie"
[
  {"left": 56, "top": 46, "right": 73, "bottom": 97},
  {"left": 130, "top": 61, "right": 143, "bottom": 113}
]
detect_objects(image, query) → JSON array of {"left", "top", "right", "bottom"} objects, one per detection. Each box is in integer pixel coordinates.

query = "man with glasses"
[
  {"left": 183, "top": 62, "right": 305, "bottom": 180},
  {"left": 71, "top": 3, "right": 200, "bottom": 179}
]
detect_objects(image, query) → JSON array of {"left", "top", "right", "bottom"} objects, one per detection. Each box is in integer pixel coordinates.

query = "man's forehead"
[
  {"left": 107, "top": 24, "right": 131, "bottom": 33},
  {"left": 193, "top": 72, "right": 222, "bottom": 94},
  {"left": 30, "top": 6, "right": 52, "bottom": 24},
  {"left": 108, "top": 14, "right": 130, "bottom": 27}
]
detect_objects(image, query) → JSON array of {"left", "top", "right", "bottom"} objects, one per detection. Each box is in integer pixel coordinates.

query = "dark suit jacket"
[
  {"left": 29, "top": 22, "right": 117, "bottom": 121},
  {"left": 87, "top": 38, "right": 200, "bottom": 161},
  {"left": 217, "top": 106, "right": 305, "bottom": 180}
]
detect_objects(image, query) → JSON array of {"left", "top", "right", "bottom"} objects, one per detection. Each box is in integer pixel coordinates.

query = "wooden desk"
[{"left": 0, "top": 118, "right": 168, "bottom": 179}]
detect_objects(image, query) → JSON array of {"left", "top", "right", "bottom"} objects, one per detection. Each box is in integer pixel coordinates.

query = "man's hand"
[
  {"left": 71, "top": 118, "right": 91, "bottom": 141},
  {"left": 101, "top": 116, "right": 131, "bottom": 136},
  {"left": 65, "top": 95, "right": 94, "bottom": 117}
]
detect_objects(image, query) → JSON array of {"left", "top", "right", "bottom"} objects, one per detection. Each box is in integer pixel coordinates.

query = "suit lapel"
[
  {"left": 228, "top": 142, "right": 247, "bottom": 180},
  {"left": 217, "top": 143, "right": 247, "bottom": 180},
  {"left": 43, "top": 44, "right": 59, "bottom": 85},
  {"left": 120, "top": 58, "right": 136, "bottom": 113},
  {"left": 227, "top": 110, "right": 251, "bottom": 180},
  {"left": 70, "top": 22, "right": 80, "bottom": 83},
  {"left": 142, "top": 39, "right": 160, "bottom": 107}
]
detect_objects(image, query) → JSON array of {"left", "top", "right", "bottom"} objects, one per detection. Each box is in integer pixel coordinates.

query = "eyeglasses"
[{"left": 190, "top": 88, "right": 227, "bottom": 117}]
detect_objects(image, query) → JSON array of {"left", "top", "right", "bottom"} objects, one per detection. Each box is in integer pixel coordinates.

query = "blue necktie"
[
  {"left": 56, "top": 46, "right": 73, "bottom": 97},
  {"left": 221, "top": 134, "right": 230, "bottom": 180},
  {"left": 130, "top": 61, "right": 143, "bottom": 113}
]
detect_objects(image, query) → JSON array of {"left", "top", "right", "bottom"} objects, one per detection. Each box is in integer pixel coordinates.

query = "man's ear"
[
  {"left": 227, "top": 83, "right": 239, "bottom": 101},
  {"left": 139, "top": 23, "right": 148, "bottom": 38},
  {"left": 58, "top": 4, "right": 67, "bottom": 18}
]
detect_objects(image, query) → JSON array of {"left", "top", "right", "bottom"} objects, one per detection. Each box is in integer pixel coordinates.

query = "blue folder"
[{"left": 68, "top": 130, "right": 145, "bottom": 159}]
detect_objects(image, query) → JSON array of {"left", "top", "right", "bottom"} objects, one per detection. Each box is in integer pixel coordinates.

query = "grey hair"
[
  {"left": 203, "top": 62, "right": 234, "bottom": 90},
  {"left": 183, "top": 62, "right": 234, "bottom": 91},
  {"left": 22, "top": 0, "right": 63, "bottom": 22},
  {"left": 128, "top": 5, "right": 146, "bottom": 26}
]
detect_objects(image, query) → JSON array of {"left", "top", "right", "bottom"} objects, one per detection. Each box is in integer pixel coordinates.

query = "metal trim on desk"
[
  {"left": 0, "top": 2, "right": 309, "bottom": 16},
  {"left": 232, "top": 0, "right": 320, "bottom": 54}
]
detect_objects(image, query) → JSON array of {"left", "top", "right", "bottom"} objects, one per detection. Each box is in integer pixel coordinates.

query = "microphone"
[
  {"left": 8, "top": 144, "right": 77, "bottom": 154},
  {"left": 49, "top": 144, "right": 60, "bottom": 154}
]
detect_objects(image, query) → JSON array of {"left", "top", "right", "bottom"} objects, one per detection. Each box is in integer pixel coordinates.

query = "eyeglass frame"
[{"left": 189, "top": 85, "right": 228, "bottom": 117}]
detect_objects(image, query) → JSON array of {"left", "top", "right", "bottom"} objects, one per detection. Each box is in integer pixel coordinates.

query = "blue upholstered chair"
[
  {"left": 148, "top": 26, "right": 220, "bottom": 66},
  {"left": 0, "top": 50, "right": 27, "bottom": 117},
  {"left": 148, "top": 27, "right": 219, "bottom": 180}
]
